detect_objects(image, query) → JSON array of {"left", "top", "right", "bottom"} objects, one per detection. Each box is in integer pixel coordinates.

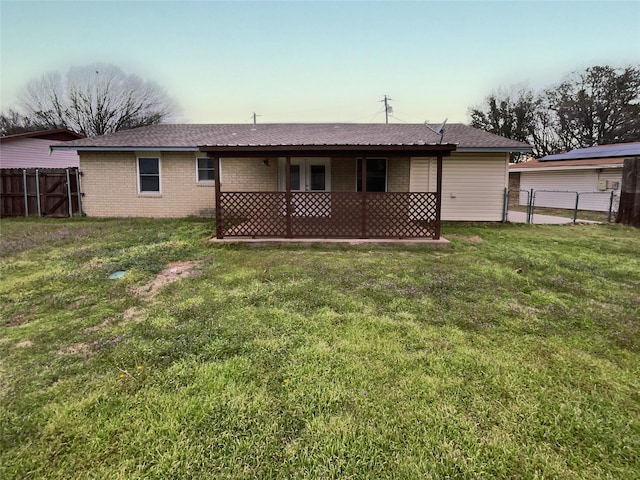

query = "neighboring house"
[
  {"left": 509, "top": 143, "right": 640, "bottom": 212},
  {"left": 0, "top": 129, "right": 83, "bottom": 168},
  {"left": 53, "top": 123, "right": 530, "bottom": 239}
]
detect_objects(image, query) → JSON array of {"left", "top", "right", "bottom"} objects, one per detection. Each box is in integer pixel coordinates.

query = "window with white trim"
[
  {"left": 196, "top": 157, "right": 215, "bottom": 182},
  {"left": 138, "top": 157, "right": 161, "bottom": 193}
]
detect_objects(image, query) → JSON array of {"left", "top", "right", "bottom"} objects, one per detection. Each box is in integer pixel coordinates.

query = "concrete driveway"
[{"left": 507, "top": 211, "right": 600, "bottom": 224}]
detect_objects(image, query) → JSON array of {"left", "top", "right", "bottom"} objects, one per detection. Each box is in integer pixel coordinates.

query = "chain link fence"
[{"left": 503, "top": 188, "right": 619, "bottom": 224}]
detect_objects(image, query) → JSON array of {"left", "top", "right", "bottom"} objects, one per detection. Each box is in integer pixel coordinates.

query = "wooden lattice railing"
[{"left": 218, "top": 192, "right": 438, "bottom": 239}]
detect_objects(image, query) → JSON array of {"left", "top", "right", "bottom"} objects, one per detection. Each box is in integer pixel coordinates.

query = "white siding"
[
  {"left": 409, "top": 157, "right": 431, "bottom": 192},
  {"left": 410, "top": 153, "right": 508, "bottom": 221},
  {"left": 0, "top": 138, "right": 79, "bottom": 168},
  {"left": 519, "top": 169, "right": 621, "bottom": 212}
]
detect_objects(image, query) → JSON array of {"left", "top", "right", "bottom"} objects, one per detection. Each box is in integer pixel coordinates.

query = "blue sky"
[{"left": 1, "top": 0, "right": 639, "bottom": 124}]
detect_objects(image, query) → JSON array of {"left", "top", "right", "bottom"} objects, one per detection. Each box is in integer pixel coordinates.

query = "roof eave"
[
  {"left": 456, "top": 147, "right": 532, "bottom": 153},
  {"left": 51, "top": 144, "right": 529, "bottom": 155},
  {"left": 50, "top": 146, "right": 199, "bottom": 152},
  {"left": 0, "top": 128, "right": 84, "bottom": 143},
  {"left": 540, "top": 154, "right": 636, "bottom": 162},
  {"left": 510, "top": 164, "right": 623, "bottom": 172}
]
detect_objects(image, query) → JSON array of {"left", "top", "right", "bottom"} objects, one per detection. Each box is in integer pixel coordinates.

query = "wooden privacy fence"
[
  {"left": 616, "top": 157, "right": 640, "bottom": 227},
  {"left": 0, "top": 168, "right": 83, "bottom": 218}
]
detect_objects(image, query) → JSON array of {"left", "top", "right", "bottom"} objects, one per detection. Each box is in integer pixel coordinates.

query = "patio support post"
[
  {"left": 212, "top": 155, "right": 223, "bottom": 239},
  {"left": 360, "top": 156, "right": 368, "bottom": 238},
  {"left": 435, "top": 155, "right": 443, "bottom": 239},
  {"left": 285, "top": 156, "right": 292, "bottom": 238}
]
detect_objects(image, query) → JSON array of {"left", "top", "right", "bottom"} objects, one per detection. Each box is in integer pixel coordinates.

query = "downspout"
[{"left": 75, "top": 168, "right": 83, "bottom": 216}]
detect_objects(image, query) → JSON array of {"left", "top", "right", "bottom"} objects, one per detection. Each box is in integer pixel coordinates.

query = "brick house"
[{"left": 53, "top": 123, "right": 530, "bottom": 239}]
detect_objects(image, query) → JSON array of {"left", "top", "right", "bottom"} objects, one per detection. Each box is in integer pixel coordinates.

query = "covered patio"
[{"left": 199, "top": 144, "right": 457, "bottom": 240}]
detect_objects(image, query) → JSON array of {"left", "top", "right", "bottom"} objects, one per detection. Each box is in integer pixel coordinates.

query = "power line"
[
  {"left": 259, "top": 102, "right": 369, "bottom": 119},
  {"left": 238, "top": 98, "right": 424, "bottom": 124},
  {"left": 347, "top": 104, "right": 387, "bottom": 123},
  {"left": 388, "top": 114, "right": 410, "bottom": 124}
]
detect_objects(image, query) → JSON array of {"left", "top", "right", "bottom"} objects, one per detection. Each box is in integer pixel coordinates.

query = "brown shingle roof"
[{"left": 53, "top": 123, "right": 531, "bottom": 151}]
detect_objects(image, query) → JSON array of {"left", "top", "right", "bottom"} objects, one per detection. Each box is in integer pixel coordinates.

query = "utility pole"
[
  {"left": 381, "top": 95, "right": 393, "bottom": 124},
  {"left": 251, "top": 112, "right": 262, "bottom": 130}
]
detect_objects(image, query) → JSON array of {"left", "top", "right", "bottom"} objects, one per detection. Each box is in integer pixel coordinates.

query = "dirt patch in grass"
[
  {"left": 84, "top": 308, "right": 145, "bottom": 333},
  {"left": 507, "top": 301, "right": 540, "bottom": 316},
  {"left": 83, "top": 318, "right": 114, "bottom": 333},
  {"left": 3, "top": 313, "right": 30, "bottom": 327},
  {"left": 131, "top": 261, "right": 202, "bottom": 299},
  {"left": 57, "top": 342, "right": 92, "bottom": 356},
  {"left": 15, "top": 340, "right": 33, "bottom": 348},
  {"left": 122, "top": 307, "right": 144, "bottom": 321},
  {"left": 446, "top": 234, "right": 483, "bottom": 243},
  {"left": 83, "top": 260, "right": 198, "bottom": 334},
  {"left": 120, "top": 307, "right": 147, "bottom": 327},
  {"left": 0, "top": 227, "right": 91, "bottom": 255}
]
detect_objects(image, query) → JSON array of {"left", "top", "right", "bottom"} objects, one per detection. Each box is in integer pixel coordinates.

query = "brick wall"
[
  {"left": 79, "top": 152, "right": 410, "bottom": 217},
  {"left": 387, "top": 157, "right": 410, "bottom": 192},
  {"left": 508, "top": 171, "right": 520, "bottom": 192},
  {"left": 220, "top": 157, "right": 277, "bottom": 191},
  {"left": 79, "top": 152, "right": 276, "bottom": 217},
  {"left": 331, "top": 157, "right": 356, "bottom": 191}
]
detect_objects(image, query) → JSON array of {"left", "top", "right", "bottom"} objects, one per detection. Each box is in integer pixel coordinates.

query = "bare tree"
[
  {"left": 0, "top": 108, "right": 48, "bottom": 136},
  {"left": 20, "top": 64, "right": 176, "bottom": 136}
]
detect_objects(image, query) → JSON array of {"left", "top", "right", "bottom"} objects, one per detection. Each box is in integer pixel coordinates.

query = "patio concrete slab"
[{"left": 211, "top": 237, "right": 451, "bottom": 247}]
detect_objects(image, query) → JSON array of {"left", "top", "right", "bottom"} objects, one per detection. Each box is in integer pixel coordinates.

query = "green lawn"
[{"left": 1, "top": 218, "right": 639, "bottom": 479}]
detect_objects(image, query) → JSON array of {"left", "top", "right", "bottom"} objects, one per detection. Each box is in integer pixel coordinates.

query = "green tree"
[
  {"left": 469, "top": 87, "right": 552, "bottom": 161},
  {"left": 546, "top": 65, "right": 640, "bottom": 151},
  {"left": 469, "top": 87, "right": 535, "bottom": 142},
  {"left": 470, "top": 65, "right": 640, "bottom": 158}
]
